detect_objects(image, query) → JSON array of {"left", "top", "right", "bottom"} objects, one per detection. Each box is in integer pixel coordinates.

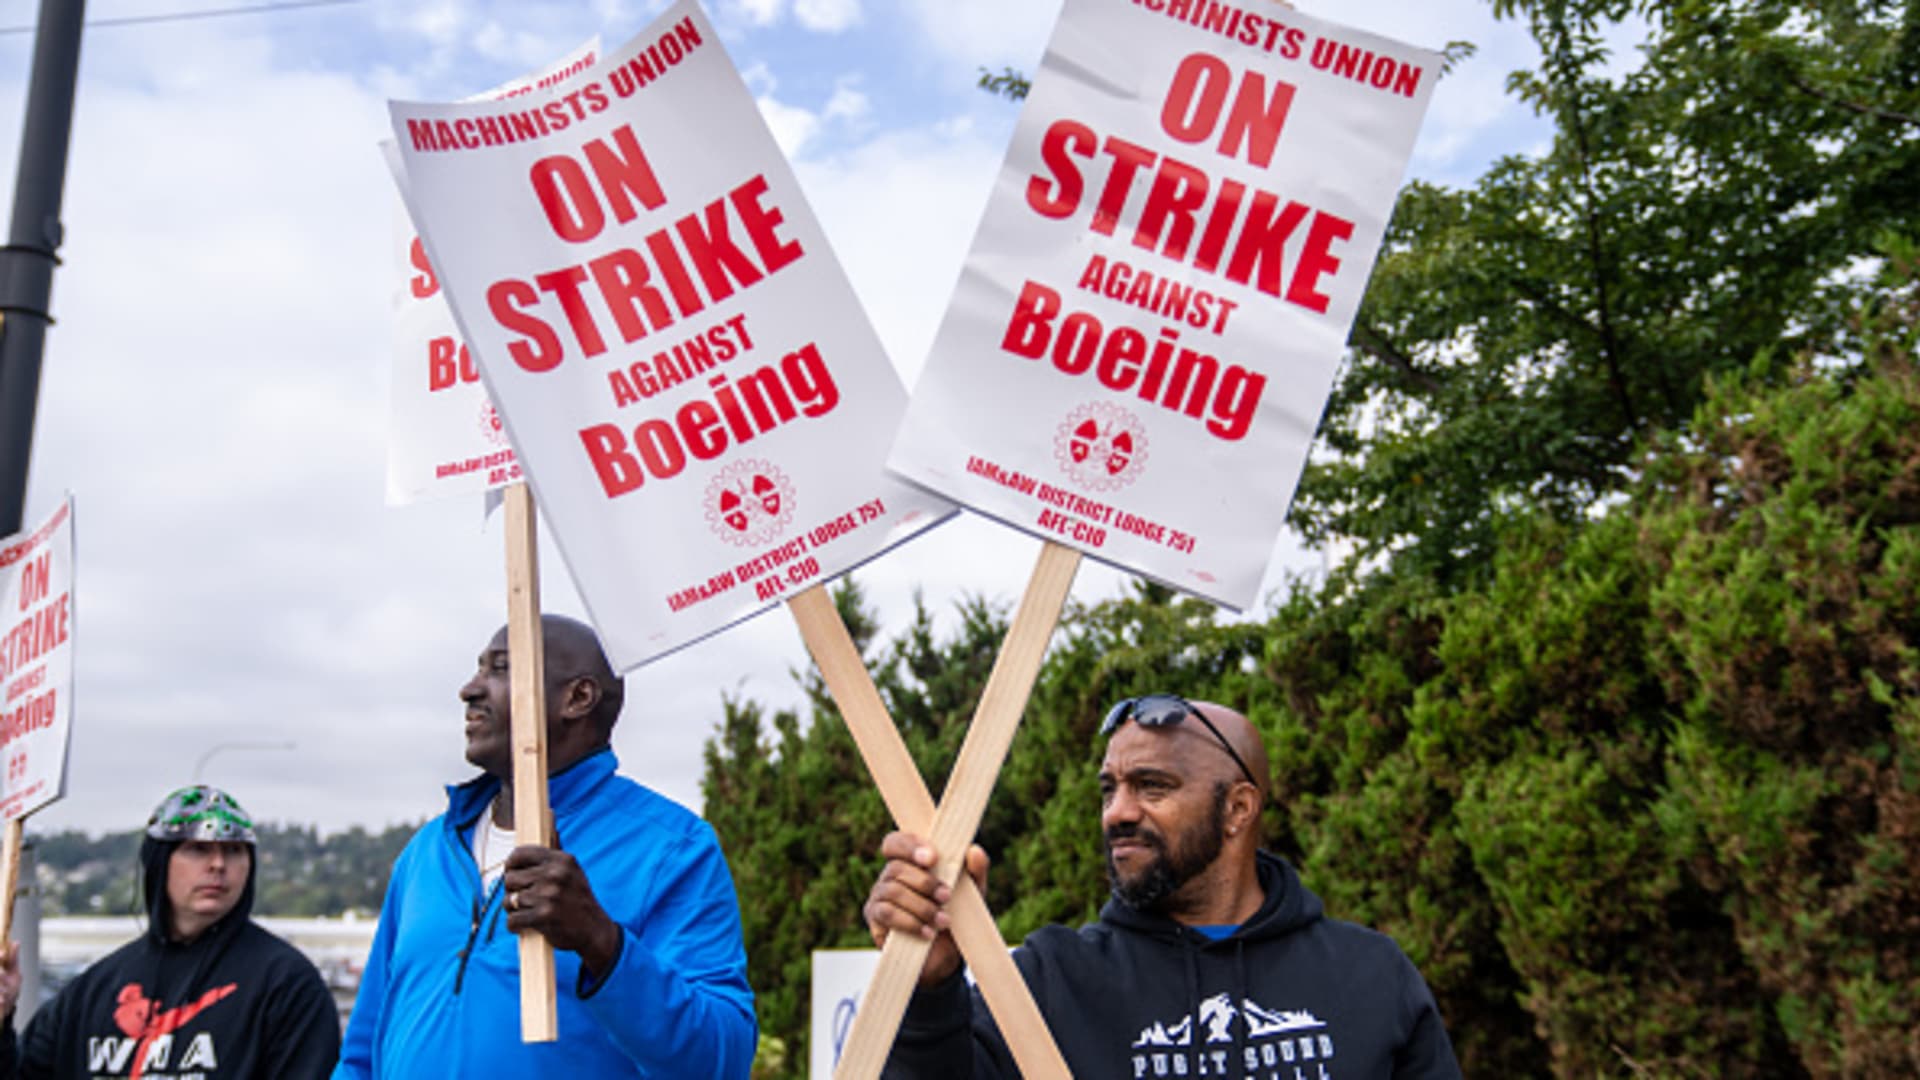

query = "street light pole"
[
  {"left": 0, "top": 0, "right": 86, "bottom": 535},
  {"left": 192, "top": 740, "right": 296, "bottom": 784}
]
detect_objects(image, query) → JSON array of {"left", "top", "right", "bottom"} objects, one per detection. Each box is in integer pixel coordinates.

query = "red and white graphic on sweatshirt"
[{"left": 90, "top": 981, "right": 238, "bottom": 1079}]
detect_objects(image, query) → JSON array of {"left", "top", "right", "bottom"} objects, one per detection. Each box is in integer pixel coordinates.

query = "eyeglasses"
[{"left": 1099, "top": 694, "right": 1260, "bottom": 791}]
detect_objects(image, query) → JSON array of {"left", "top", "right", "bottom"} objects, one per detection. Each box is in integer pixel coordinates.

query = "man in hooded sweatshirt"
[
  {"left": 865, "top": 694, "right": 1461, "bottom": 1078},
  {"left": 0, "top": 784, "right": 340, "bottom": 1079}
]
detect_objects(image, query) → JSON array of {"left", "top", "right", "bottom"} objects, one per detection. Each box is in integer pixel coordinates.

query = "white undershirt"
[{"left": 470, "top": 814, "right": 517, "bottom": 892}]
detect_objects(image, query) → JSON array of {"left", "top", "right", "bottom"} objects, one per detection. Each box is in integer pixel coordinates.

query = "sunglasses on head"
[{"left": 1099, "top": 693, "right": 1260, "bottom": 791}]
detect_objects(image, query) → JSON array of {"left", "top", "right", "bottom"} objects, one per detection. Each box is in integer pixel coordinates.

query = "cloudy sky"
[{"left": 0, "top": 0, "right": 1551, "bottom": 836}]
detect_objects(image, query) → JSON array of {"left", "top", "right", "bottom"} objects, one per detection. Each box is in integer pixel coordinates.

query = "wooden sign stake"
[
  {"left": 503, "top": 482, "right": 558, "bottom": 1042},
  {"left": 788, "top": 587, "right": 1069, "bottom": 1079},
  {"left": 790, "top": 540, "right": 1081, "bottom": 1080},
  {"left": 0, "top": 817, "right": 23, "bottom": 950}
]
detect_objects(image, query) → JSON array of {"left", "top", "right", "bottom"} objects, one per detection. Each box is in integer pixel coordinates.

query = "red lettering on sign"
[
  {"left": 1024, "top": 118, "right": 1353, "bottom": 313},
  {"left": 409, "top": 237, "right": 439, "bottom": 299},
  {"left": 486, "top": 176, "right": 803, "bottom": 374},
  {"left": 18, "top": 554, "right": 48, "bottom": 610},
  {"left": 0, "top": 592, "right": 69, "bottom": 680},
  {"left": 1028, "top": 120, "right": 1096, "bottom": 219},
  {"left": 488, "top": 280, "right": 565, "bottom": 372},
  {"left": 1002, "top": 280, "right": 1265, "bottom": 441},
  {"left": 1161, "top": 52, "right": 1296, "bottom": 169},
  {"left": 426, "top": 337, "right": 480, "bottom": 391},
  {"left": 531, "top": 156, "right": 607, "bottom": 242},
  {"left": 576, "top": 343, "right": 840, "bottom": 499},
  {"left": 531, "top": 123, "right": 667, "bottom": 243}
]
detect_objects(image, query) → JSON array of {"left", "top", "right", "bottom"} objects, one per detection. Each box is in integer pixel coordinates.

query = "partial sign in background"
[
  {"left": 811, "top": 949, "right": 879, "bottom": 1079},
  {"left": 889, "top": 0, "right": 1441, "bottom": 611},
  {"left": 388, "top": 0, "right": 952, "bottom": 673},
  {"left": 387, "top": 41, "right": 601, "bottom": 506},
  {"left": 0, "top": 495, "right": 75, "bottom": 948},
  {"left": 837, "top": 1, "right": 1443, "bottom": 1075},
  {"left": 0, "top": 496, "right": 74, "bottom": 823}
]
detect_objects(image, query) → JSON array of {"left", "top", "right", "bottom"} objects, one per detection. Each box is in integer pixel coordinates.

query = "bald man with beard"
[
  {"left": 865, "top": 694, "right": 1459, "bottom": 1079},
  {"left": 337, "top": 615, "right": 754, "bottom": 1079}
]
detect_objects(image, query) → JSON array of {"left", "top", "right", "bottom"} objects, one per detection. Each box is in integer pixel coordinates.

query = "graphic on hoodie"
[
  {"left": 87, "top": 980, "right": 239, "bottom": 1080},
  {"left": 1130, "top": 991, "right": 1338, "bottom": 1079}
]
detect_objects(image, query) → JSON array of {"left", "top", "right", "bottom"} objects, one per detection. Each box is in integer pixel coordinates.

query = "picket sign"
[
  {"left": 789, "top": 541, "right": 1082, "bottom": 1080},
  {"left": 386, "top": 41, "right": 600, "bottom": 507},
  {"left": 501, "top": 482, "right": 558, "bottom": 1040},
  {"left": 0, "top": 495, "right": 78, "bottom": 951}
]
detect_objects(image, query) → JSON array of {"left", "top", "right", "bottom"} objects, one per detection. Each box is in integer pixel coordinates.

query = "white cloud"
[
  {"left": 904, "top": 0, "right": 1061, "bottom": 72},
  {"left": 749, "top": 70, "right": 872, "bottom": 161},
  {"left": 756, "top": 93, "right": 823, "bottom": 157},
  {"left": 404, "top": 0, "right": 466, "bottom": 47},
  {"left": 821, "top": 82, "right": 870, "bottom": 125},
  {"left": 726, "top": 0, "right": 784, "bottom": 29},
  {"left": 794, "top": 0, "right": 862, "bottom": 33}
]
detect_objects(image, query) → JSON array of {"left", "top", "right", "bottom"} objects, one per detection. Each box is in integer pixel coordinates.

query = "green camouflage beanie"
[{"left": 145, "top": 785, "right": 258, "bottom": 844}]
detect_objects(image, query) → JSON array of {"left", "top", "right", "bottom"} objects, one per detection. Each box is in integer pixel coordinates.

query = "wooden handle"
[
  {"left": 504, "top": 483, "right": 558, "bottom": 1042},
  {"left": 0, "top": 818, "right": 22, "bottom": 949},
  {"left": 791, "top": 541, "right": 1081, "bottom": 1080},
  {"left": 923, "top": 542, "right": 1080, "bottom": 884}
]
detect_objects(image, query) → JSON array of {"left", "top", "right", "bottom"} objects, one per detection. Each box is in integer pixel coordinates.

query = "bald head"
[
  {"left": 1189, "top": 701, "right": 1268, "bottom": 803},
  {"left": 529, "top": 615, "right": 622, "bottom": 738},
  {"left": 464, "top": 615, "right": 625, "bottom": 779}
]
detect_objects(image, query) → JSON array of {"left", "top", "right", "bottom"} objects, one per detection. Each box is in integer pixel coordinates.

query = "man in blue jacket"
[
  {"left": 865, "top": 694, "right": 1459, "bottom": 1078},
  {"left": 335, "top": 614, "right": 755, "bottom": 1078}
]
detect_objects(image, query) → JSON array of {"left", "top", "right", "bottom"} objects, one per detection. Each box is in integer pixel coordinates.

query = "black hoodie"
[
  {"left": 0, "top": 837, "right": 340, "bottom": 1079},
  {"left": 886, "top": 851, "right": 1460, "bottom": 1079}
]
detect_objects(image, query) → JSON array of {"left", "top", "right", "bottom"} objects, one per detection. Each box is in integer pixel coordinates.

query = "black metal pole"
[{"left": 0, "top": 0, "right": 84, "bottom": 535}]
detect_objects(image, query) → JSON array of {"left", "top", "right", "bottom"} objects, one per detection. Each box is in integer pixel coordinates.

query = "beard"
[{"left": 1105, "top": 782, "right": 1229, "bottom": 912}]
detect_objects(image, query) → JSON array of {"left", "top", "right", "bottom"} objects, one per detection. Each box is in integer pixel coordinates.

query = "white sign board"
[
  {"left": 888, "top": 0, "right": 1439, "bottom": 609},
  {"left": 389, "top": 1, "right": 952, "bottom": 670},
  {"left": 386, "top": 42, "right": 601, "bottom": 506},
  {"left": 0, "top": 497, "right": 75, "bottom": 821},
  {"left": 811, "top": 949, "right": 879, "bottom": 1078}
]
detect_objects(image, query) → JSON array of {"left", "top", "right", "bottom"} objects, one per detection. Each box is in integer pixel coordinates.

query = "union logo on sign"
[
  {"left": 704, "top": 459, "right": 796, "bottom": 546},
  {"left": 478, "top": 400, "right": 507, "bottom": 446},
  {"left": 1054, "top": 402, "right": 1149, "bottom": 491}
]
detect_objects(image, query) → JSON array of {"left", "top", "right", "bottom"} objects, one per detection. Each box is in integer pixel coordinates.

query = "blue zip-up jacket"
[{"left": 334, "top": 749, "right": 755, "bottom": 1078}]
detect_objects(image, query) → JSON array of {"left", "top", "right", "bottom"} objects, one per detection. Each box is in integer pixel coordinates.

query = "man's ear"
[
  {"left": 1226, "top": 782, "right": 1262, "bottom": 837},
  {"left": 559, "top": 674, "right": 602, "bottom": 722}
]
